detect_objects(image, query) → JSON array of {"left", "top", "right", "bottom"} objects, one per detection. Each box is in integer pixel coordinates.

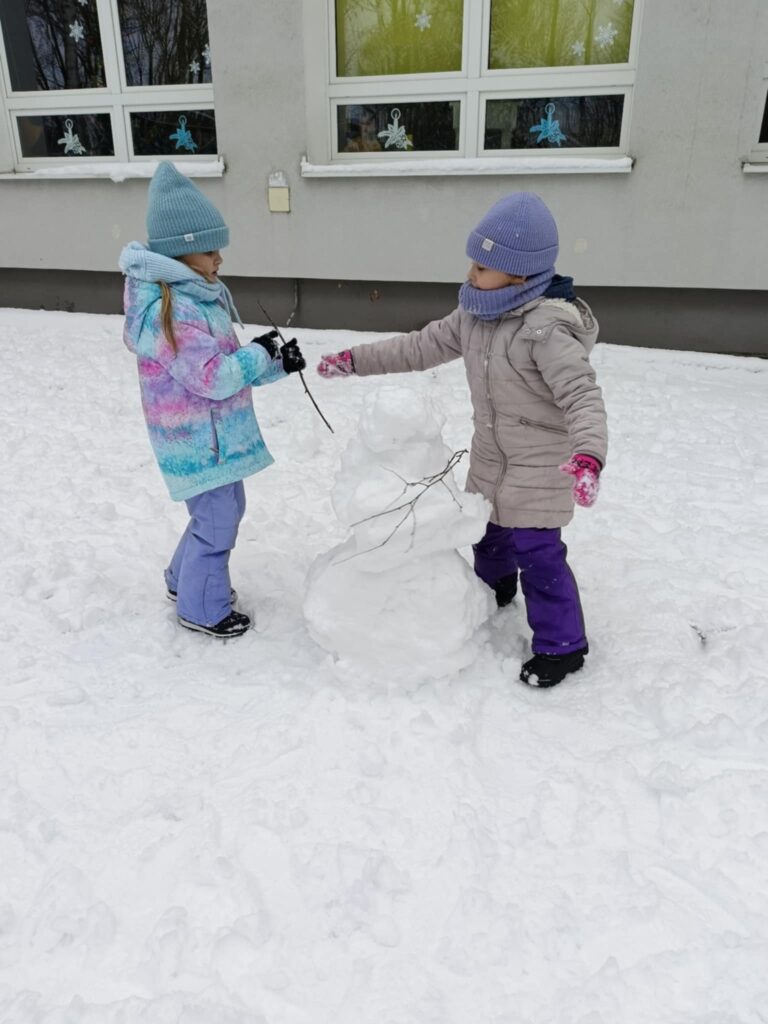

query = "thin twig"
[{"left": 333, "top": 449, "right": 468, "bottom": 564}]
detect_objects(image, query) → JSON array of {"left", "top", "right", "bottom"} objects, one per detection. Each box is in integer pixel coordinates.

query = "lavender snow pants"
[
  {"left": 473, "top": 523, "right": 587, "bottom": 655},
  {"left": 165, "top": 481, "right": 245, "bottom": 627}
]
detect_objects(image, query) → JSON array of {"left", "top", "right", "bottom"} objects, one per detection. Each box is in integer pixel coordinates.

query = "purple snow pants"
[
  {"left": 473, "top": 522, "right": 587, "bottom": 655},
  {"left": 165, "top": 481, "right": 245, "bottom": 627}
]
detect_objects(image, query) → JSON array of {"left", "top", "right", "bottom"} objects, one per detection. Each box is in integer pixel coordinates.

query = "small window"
[
  {"left": 0, "top": 0, "right": 218, "bottom": 170},
  {"left": 17, "top": 113, "right": 114, "bottom": 158},
  {"left": 308, "top": 0, "right": 642, "bottom": 165},
  {"left": 484, "top": 95, "right": 625, "bottom": 151},
  {"left": 130, "top": 109, "right": 217, "bottom": 156},
  {"left": 337, "top": 101, "right": 460, "bottom": 153}
]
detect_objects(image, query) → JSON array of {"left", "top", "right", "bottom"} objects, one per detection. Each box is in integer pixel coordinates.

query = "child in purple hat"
[{"left": 316, "top": 192, "right": 607, "bottom": 688}]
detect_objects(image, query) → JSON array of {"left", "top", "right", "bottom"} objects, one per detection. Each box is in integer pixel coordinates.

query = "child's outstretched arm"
[{"left": 316, "top": 308, "right": 463, "bottom": 380}]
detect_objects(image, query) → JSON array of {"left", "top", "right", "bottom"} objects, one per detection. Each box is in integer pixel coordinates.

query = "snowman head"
[{"left": 359, "top": 386, "right": 444, "bottom": 454}]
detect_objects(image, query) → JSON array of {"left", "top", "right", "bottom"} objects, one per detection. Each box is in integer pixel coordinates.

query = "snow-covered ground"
[{"left": 2, "top": 307, "right": 767, "bottom": 1023}]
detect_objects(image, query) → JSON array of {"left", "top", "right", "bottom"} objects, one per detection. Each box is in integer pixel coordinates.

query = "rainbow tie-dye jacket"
[{"left": 120, "top": 242, "right": 285, "bottom": 502}]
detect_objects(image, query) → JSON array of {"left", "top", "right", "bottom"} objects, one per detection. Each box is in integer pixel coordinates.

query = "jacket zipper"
[
  {"left": 483, "top": 323, "right": 506, "bottom": 521},
  {"left": 519, "top": 416, "right": 568, "bottom": 435}
]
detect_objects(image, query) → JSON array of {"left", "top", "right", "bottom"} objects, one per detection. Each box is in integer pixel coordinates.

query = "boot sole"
[{"left": 177, "top": 616, "right": 250, "bottom": 639}]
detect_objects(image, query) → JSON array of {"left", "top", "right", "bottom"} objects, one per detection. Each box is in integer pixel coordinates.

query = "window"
[
  {"left": 749, "top": 69, "right": 768, "bottom": 164},
  {"left": 0, "top": 0, "right": 216, "bottom": 169},
  {"left": 305, "top": 0, "right": 642, "bottom": 165}
]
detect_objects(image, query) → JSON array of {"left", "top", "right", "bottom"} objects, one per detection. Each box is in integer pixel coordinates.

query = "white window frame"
[
  {"left": 302, "top": 0, "right": 643, "bottom": 173},
  {"left": 746, "top": 65, "right": 768, "bottom": 165},
  {"left": 0, "top": 0, "right": 216, "bottom": 171}
]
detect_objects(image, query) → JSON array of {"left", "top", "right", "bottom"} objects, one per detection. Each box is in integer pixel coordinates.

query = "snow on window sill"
[
  {"left": 0, "top": 158, "right": 225, "bottom": 182},
  {"left": 742, "top": 162, "right": 768, "bottom": 174},
  {"left": 300, "top": 155, "right": 634, "bottom": 178}
]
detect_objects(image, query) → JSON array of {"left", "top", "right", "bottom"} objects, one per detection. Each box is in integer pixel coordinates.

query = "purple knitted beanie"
[{"left": 466, "top": 192, "right": 559, "bottom": 277}]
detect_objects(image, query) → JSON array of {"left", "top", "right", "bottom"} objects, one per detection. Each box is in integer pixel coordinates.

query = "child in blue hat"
[
  {"left": 120, "top": 162, "right": 305, "bottom": 638},
  {"left": 316, "top": 192, "right": 608, "bottom": 687}
]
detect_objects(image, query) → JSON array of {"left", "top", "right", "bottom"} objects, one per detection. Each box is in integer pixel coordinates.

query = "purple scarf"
[{"left": 458, "top": 267, "right": 555, "bottom": 321}]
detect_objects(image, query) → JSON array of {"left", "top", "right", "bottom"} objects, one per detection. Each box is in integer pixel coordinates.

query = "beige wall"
[{"left": 1, "top": 0, "right": 767, "bottom": 291}]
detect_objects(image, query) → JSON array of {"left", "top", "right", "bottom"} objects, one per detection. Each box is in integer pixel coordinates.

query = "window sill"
[
  {"left": 742, "top": 162, "right": 768, "bottom": 174},
  {"left": 0, "top": 158, "right": 225, "bottom": 182},
  {"left": 300, "top": 155, "right": 634, "bottom": 178}
]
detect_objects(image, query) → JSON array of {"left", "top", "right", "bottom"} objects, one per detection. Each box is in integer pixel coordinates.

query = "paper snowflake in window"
[
  {"left": 595, "top": 23, "right": 619, "bottom": 48},
  {"left": 169, "top": 115, "right": 198, "bottom": 152},
  {"left": 570, "top": 40, "right": 586, "bottom": 58},
  {"left": 58, "top": 118, "right": 87, "bottom": 155},
  {"left": 414, "top": 11, "right": 432, "bottom": 31},
  {"left": 69, "top": 20, "right": 85, "bottom": 43},
  {"left": 377, "top": 108, "right": 413, "bottom": 150},
  {"left": 203, "top": 43, "right": 211, "bottom": 66},
  {"left": 529, "top": 103, "right": 567, "bottom": 146},
  {"left": 189, "top": 59, "right": 201, "bottom": 78}
]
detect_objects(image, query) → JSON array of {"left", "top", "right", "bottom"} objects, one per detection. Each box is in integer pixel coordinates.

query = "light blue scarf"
[
  {"left": 119, "top": 241, "right": 243, "bottom": 326},
  {"left": 458, "top": 266, "right": 555, "bottom": 321}
]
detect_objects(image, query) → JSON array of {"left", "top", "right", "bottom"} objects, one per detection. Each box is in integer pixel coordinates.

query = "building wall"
[{"left": 0, "top": 0, "right": 766, "bottom": 345}]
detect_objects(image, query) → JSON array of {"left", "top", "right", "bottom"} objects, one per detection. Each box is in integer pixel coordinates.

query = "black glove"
[
  {"left": 251, "top": 329, "right": 280, "bottom": 360},
  {"left": 280, "top": 339, "right": 306, "bottom": 375}
]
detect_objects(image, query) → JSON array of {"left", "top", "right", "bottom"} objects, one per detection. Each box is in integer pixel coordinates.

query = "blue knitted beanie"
[
  {"left": 146, "top": 161, "right": 229, "bottom": 257},
  {"left": 466, "top": 192, "right": 559, "bottom": 277}
]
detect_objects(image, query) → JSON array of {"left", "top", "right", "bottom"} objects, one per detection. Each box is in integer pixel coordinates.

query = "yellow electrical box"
[{"left": 268, "top": 186, "right": 290, "bottom": 213}]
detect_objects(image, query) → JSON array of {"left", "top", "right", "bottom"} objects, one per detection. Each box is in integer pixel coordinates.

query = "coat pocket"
[
  {"left": 210, "top": 410, "right": 221, "bottom": 462},
  {"left": 519, "top": 416, "right": 567, "bottom": 435}
]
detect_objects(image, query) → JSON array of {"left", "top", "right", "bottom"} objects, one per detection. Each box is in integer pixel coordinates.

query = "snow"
[{"left": 2, "top": 306, "right": 768, "bottom": 1022}]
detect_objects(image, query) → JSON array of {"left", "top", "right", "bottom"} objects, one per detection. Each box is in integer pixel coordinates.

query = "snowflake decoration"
[
  {"left": 529, "top": 102, "right": 567, "bottom": 146},
  {"left": 57, "top": 118, "right": 87, "bottom": 155},
  {"left": 377, "top": 108, "right": 413, "bottom": 150},
  {"left": 169, "top": 115, "right": 198, "bottom": 152},
  {"left": 202, "top": 42, "right": 211, "bottom": 66},
  {"left": 414, "top": 11, "right": 432, "bottom": 31},
  {"left": 595, "top": 23, "right": 619, "bottom": 48},
  {"left": 570, "top": 40, "right": 586, "bottom": 58},
  {"left": 189, "top": 59, "right": 201, "bottom": 78},
  {"left": 69, "top": 20, "right": 84, "bottom": 43}
]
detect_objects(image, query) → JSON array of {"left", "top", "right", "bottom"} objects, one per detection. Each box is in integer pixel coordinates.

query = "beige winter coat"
[{"left": 350, "top": 297, "right": 608, "bottom": 529}]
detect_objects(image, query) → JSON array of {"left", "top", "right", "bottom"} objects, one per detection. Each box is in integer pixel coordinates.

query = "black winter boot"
[
  {"left": 178, "top": 610, "right": 251, "bottom": 638},
  {"left": 493, "top": 573, "right": 518, "bottom": 608},
  {"left": 520, "top": 646, "right": 588, "bottom": 688}
]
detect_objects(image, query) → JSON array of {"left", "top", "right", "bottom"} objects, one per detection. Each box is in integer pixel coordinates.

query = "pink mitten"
[
  {"left": 317, "top": 350, "right": 355, "bottom": 379},
  {"left": 560, "top": 454, "right": 601, "bottom": 508}
]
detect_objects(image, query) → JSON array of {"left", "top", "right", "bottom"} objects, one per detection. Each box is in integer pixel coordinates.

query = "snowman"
[{"left": 304, "top": 385, "right": 492, "bottom": 680}]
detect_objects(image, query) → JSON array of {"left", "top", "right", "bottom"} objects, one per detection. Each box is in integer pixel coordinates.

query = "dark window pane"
[
  {"left": 489, "top": 0, "right": 635, "bottom": 69},
  {"left": 117, "top": 0, "right": 212, "bottom": 86},
  {"left": 0, "top": 0, "right": 106, "bottom": 91},
  {"left": 337, "top": 102, "right": 459, "bottom": 153},
  {"left": 760, "top": 95, "right": 768, "bottom": 144},
  {"left": 130, "top": 110, "right": 217, "bottom": 155},
  {"left": 484, "top": 95, "right": 624, "bottom": 149},
  {"left": 17, "top": 113, "right": 114, "bottom": 157},
  {"left": 336, "top": 0, "right": 463, "bottom": 77}
]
